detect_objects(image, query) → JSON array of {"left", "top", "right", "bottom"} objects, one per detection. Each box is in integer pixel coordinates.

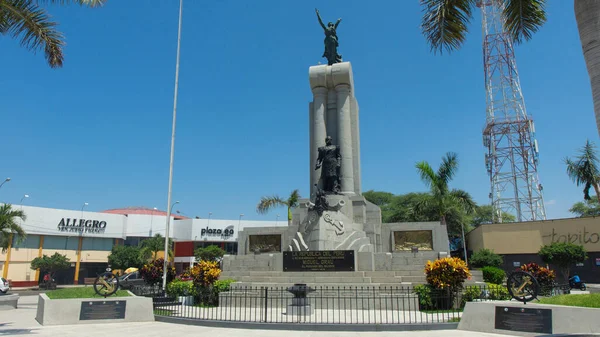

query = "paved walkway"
[{"left": 0, "top": 295, "right": 522, "bottom": 337}]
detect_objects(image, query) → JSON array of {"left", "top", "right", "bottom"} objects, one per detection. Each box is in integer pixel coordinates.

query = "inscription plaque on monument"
[
  {"left": 79, "top": 300, "right": 126, "bottom": 321},
  {"left": 494, "top": 306, "right": 552, "bottom": 334},
  {"left": 283, "top": 250, "right": 354, "bottom": 272}
]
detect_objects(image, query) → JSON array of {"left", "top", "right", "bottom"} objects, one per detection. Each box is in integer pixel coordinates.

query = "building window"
[
  {"left": 12, "top": 234, "right": 40, "bottom": 249},
  {"left": 82, "top": 237, "right": 113, "bottom": 251}
]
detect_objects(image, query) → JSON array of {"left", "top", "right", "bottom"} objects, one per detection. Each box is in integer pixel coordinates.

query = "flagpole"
[{"left": 163, "top": 0, "right": 183, "bottom": 292}]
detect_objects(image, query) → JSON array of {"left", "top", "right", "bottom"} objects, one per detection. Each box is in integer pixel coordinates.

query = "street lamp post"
[
  {"left": 276, "top": 214, "right": 280, "bottom": 226},
  {"left": 461, "top": 223, "right": 468, "bottom": 265},
  {"left": 238, "top": 213, "right": 244, "bottom": 235},
  {"left": 0, "top": 177, "right": 11, "bottom": 190},
  {"left": 162, "top": 0, "right": 184, "bottom": 293},
  {"left": 150, "top": 207, "right": 157, "bottom": 236},
  {"left": 81, "top": 202, "right": 88, "bottom": 219},
  {"left": 20, "top": 194, "right": 29, "bottom": 205}
]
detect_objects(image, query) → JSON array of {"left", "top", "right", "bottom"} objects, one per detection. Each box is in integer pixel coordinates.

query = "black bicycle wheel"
[
  {"left": 93, "top": 272, "right": 119, "bottom": 297},
  {"left": 506, "top": 270, "right": 539, "bottom": 303}
]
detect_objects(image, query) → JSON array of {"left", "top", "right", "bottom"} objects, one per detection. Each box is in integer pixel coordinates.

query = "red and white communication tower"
[{"left": 479, "top": 0, "right": 546, "bottom": 222}]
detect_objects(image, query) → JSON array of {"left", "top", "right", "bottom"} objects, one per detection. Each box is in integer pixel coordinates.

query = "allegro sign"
[{"left": 57, "top": 218, "right": 107, "bottom": 234}]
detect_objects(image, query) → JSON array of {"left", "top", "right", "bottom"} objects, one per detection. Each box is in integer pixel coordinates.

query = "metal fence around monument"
[{"left": 130, "top": 283, "right": 568, "bottom": 325}]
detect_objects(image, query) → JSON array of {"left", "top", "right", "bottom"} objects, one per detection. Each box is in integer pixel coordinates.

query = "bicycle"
[
  {"left": 506, "top": 270, "right": 539, "bottom": 304},
  {"left": 93, "top": 271, "right": 120, "bottom": 297}
]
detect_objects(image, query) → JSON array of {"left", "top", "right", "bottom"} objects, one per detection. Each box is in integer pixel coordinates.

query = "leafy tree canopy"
[
  {"left": 538, "top": 242, "right": 588, "bottom": 280},
  {"left": 194, "top": 245, "right": 226, "bottom": 262},
  {"left": 569, "top": 199, "right": 600, "bottom": 217},
  {"left": 108, "top": 245, "right": 145, "bottom": 270},
  {"left": 31, "top": 252, "right": 70, "bottom": 275}
]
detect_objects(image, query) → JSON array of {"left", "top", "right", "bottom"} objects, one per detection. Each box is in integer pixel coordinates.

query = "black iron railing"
[
  {"left": 143, "top": 284, "right": 501, "bottom": 325},
  {"left": 135, "top": 282, "right": 573, "bottom": 325}
]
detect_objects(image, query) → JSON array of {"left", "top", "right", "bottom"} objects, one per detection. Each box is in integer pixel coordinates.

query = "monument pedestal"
[{"left": 458, "top": 301, "right": 600, "bottom": 336}]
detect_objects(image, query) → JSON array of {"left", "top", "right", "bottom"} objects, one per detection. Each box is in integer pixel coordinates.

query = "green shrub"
[
  {"left": 414, "top": 284, "right": 434, "bottom": 310},
  {"left": 460, "top": 282, "right": 511, "bottom": 308},
  {"left": 482, "top": 266, "right": 505, "bottom": 284},
  {"left": 166, "top": 279, "right": 196, "bottom": 297},
  {"left": 469, "top": 249, "right": 503, "bottom": 268},
  {"left": 194, "top": 278, "right": 236, "bottom": 307}
]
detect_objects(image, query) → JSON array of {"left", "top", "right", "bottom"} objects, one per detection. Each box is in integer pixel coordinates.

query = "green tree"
[
  {"left": 565, "top": 140, "right": 600, "bottom": 203},
  {"left": 419, "top": 1, "right": 600, "bottom": 136},
  {"left": 194, "top": 245, "right": 226, "bottom": 262},
  {"left": 569, "top": 198, "right": 600, "bottom": 217},
  {"left": 0, "top": 203, "right": 26, "bottom": 252},
  {"left": 471, "top": 205, "right": 516, "bottom": 226},
  {"left": 538, "top": 242, "right": 588, "bottom": 280},
  {"left": 414, "top": 152, "right": 477, "bottom": 230},
  {"left": 31, "top": 252, "right": 70, "bottom": 277},
  {"left": 256, "top": 189, "right": 300, "bottom": 225},
  {"left": 469, "top": 248, "right": 504, "bottom": 268},
  {"left": 107, "top": 245, "right": 145, "bottom": 270},
  {"left": 0, "top": 0, "right": 104, "bottom": 68},
  {"left": 140, "top": 233, "right": 173, "bottom": 261}
]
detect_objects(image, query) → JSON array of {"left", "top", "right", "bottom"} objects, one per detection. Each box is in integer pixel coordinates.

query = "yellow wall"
[
  {"left": 468, "top": 216, "right": 600, "bottom": 254},
  {"left": 2, "top": 247, "right": 111, "bottom": 283}
]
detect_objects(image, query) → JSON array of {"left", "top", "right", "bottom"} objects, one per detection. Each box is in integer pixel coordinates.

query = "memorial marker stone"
[
  {"left": 79, "top": 301, "right": 126, "bottom": 321},
  {"left": 494, "top": 306, "right": 552, "bottom": 334},
  {"left": 283, "top": 250, "right": 354, "bottom": 272}
]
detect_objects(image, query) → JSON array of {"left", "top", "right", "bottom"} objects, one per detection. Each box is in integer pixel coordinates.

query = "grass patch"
[
  {"left": 448, "top": 317, "right": 461, "bottom": 323},
  {"left": 45, "top": 287, "right": 131, "bottom": 299},
  {"left": 421, "top": 308, "right": 463, "bottom": 314},
  {"left": 537, "top": 294, "right": 600, "bottom": 308},
  {"left": 154, "top": 309, "right": 174, "bottom": 316}
]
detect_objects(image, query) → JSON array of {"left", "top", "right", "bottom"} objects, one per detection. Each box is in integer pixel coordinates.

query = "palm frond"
[
  {"left": 565, "top": 140, "right": 600, "bottom": 200},
  {"left": 584, "top": 182, "right": 592, "bottom": 201},
  {"left": 412, "top": 194, "right": 433, "bottom": 218},
  {"left": 450, "top": 188, "right": 477, "bottom": 214},
  {"left": 256, "top": 195, "right": 286, "bottom": 214},
  {"left": 437, "top": 152, "right": 458, "bottom": 187},
  {"left": 0, "top": 203, "right": 27, "bottom": 252},
  {"left": 416, "top": 161, "right": 438, "bottom": 190},
  {"left": 420, "top": 0, "right": 476, "bottom": 54},
  {"left": 287, "top": 189, "right": 300, "bottom": 208},
  {"left": 1, "top": 0, "right": 65, "bottom": 68},
  {"left": 565, "top": 157, "right": 583, "bottom": 185},
  {"left": 503, "top": 0, "right": 547, "bottom": 44},
  {"left": 33, "top": 0, "right": 105, "bottom": 7}
]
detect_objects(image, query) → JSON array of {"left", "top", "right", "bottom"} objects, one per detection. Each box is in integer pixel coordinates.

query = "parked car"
[
  {"left": 115, "top": 271, "right": 145, "bottom": 290},
  {"left": 0, "top": 277, "right": 10, "bottom": 294}
]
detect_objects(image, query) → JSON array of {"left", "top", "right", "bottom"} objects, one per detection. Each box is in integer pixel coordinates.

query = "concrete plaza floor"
[{"left": 0, "top": 295, "right": 552, "bottom": 337}]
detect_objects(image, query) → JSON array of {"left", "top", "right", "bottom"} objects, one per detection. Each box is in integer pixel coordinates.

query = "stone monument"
[{"left": 222, "top": 11, "right": 461, "bottom": 286}]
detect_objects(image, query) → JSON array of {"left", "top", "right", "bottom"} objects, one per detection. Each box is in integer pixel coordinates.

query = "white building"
[{"left": 0, "top": 204, "right": 285, "bottom": 286}]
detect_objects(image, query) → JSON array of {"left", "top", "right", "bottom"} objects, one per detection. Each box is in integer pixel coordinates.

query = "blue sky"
[{"left": 0, "top": 1, "right": 594, "bottom": 221}]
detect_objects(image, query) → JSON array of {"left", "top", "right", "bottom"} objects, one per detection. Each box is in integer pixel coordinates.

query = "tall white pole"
[
  {"left": 461, "top": 223, "right": 468, "bottom": 265},
  {"left": 163, "top": 0, "right": 183, "bottom": 292}
]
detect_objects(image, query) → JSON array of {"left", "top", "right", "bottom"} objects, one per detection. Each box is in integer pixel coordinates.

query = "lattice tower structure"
[{"left": 478, "top": 0, "right": 546, "bottom": 222}]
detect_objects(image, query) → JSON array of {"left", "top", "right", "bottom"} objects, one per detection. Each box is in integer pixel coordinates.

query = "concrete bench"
[{"left": 0, "top": 294, "right": 19, "bottom": 310}]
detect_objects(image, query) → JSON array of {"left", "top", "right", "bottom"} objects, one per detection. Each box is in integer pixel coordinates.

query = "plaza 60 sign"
[{"left": 200, "top": 225, "right": 235, "bottom": 239}]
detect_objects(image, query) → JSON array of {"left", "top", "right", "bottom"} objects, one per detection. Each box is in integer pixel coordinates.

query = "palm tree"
[
  {"left": 256, "top": 189, "right": 300, "bottom": 225},
  {"left": 565, "top": 139, "right": 600, "bottom": 203},
  {"left": 420, "top": 0, "right": 600, "bottom": 136},
  {"left": 140, "top": 233, "right": 173, "bottom": 261},
  {"left": 414, "top": 152, "right": 477, "bottom": 227},
  {"left": 0, "top": 0, "right": 105, "bottom": 68},
  {"left": 0, "top": 204, "right": 26, "bottom": 253}
]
